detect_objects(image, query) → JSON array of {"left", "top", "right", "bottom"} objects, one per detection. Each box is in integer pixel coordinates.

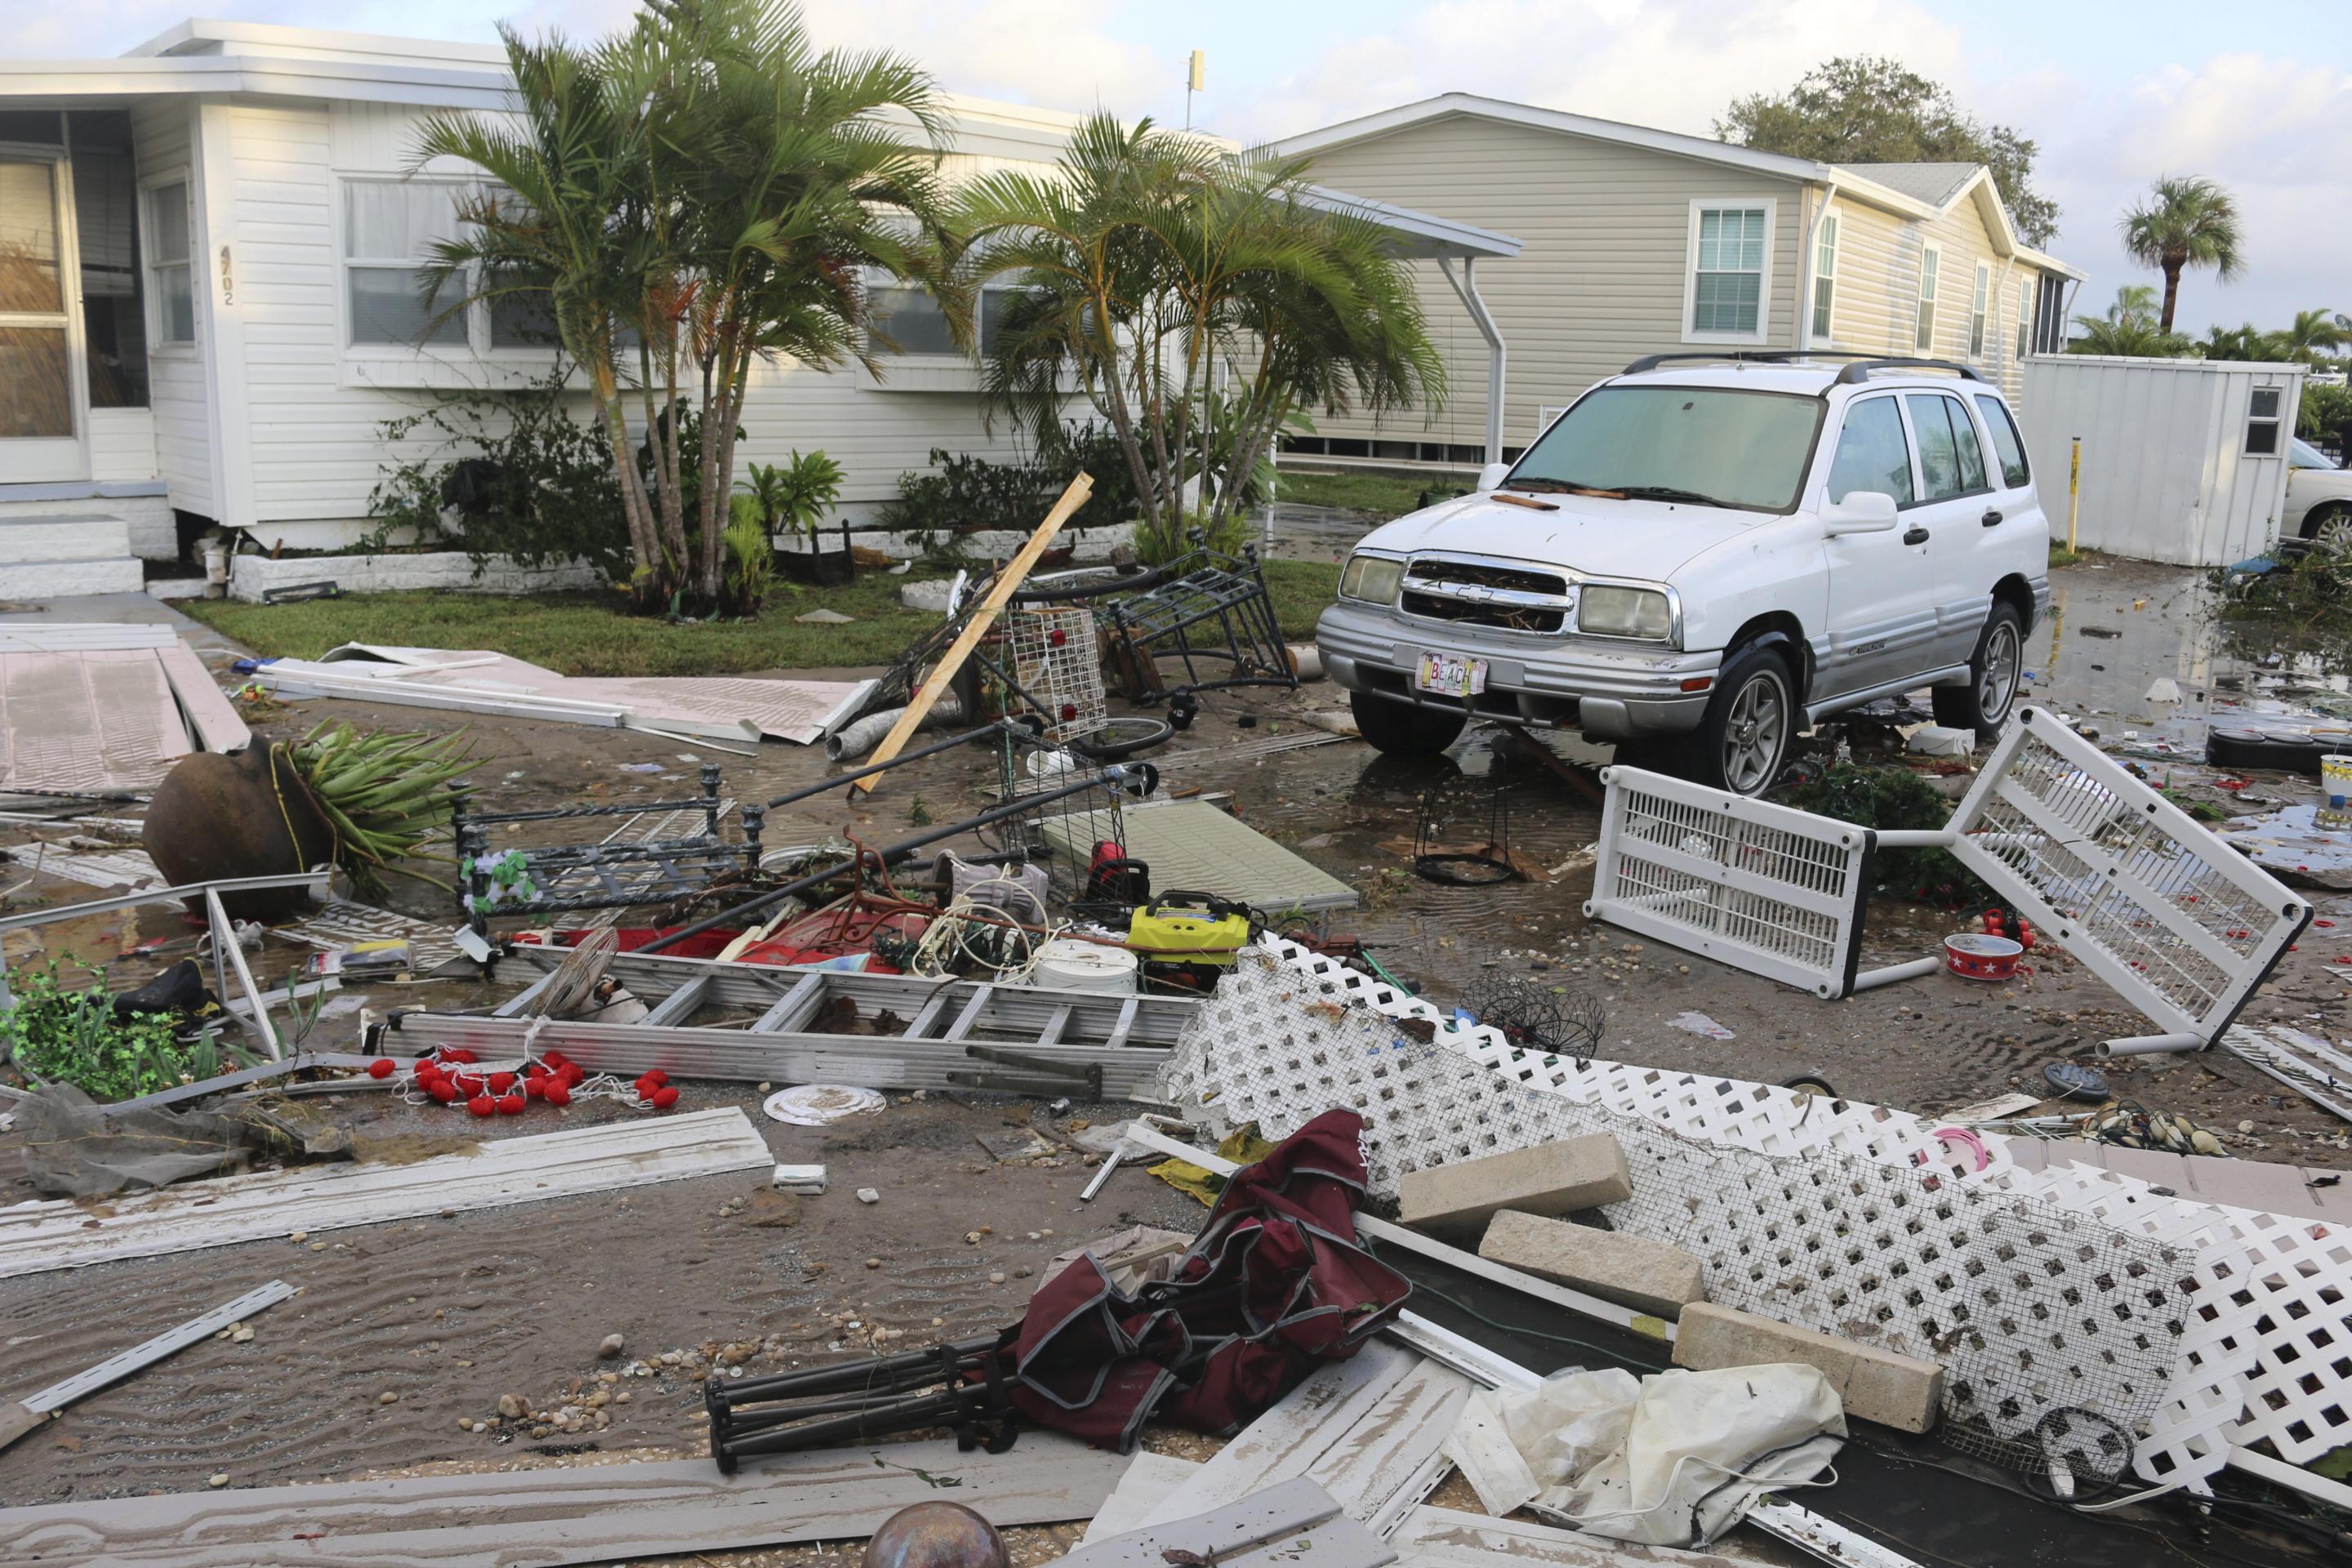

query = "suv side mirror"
[
  {"left": 1823, "top": 491, "right": 1899, "bottom": 535},
  {"left": 1476, "top": 461, "right": 1510, "bottom": 493}
]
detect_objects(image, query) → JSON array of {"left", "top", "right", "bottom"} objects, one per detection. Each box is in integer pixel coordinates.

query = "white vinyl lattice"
[
  {"left": 1210, "top": 937, "right": 2352, "bottom": 1491},
  {"left": 1585, "top": 767, "right": 1872, "bottom": 999},
  {"left": 1002, "top": 607, "right": 1106, "bottom": 745},
  {"left": 1166, "top": 951, "right": 2190, "bottom": 1469},
  {"left": 1949, "top": 709, "right": 2310, "bottom": 1044}
]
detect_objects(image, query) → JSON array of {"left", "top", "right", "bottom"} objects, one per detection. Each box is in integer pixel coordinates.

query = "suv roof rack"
[{"left": 1619, "top": 350, "right": 1988, "bottom": 385}]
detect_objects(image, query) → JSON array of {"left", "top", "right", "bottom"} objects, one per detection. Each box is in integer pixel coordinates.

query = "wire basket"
[
  {"left": 1000, "top": 606, "right": 1106, "bottom": 744},
  {"left": 992, "top": 730, "right": 1134, "bottom": 910}
]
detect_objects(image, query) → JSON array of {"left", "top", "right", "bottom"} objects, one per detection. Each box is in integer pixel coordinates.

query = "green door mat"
[{"left": 1037, "top": 800, "right": 1359, "bottom": 914}]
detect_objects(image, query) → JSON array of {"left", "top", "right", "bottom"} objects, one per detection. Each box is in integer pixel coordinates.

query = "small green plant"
[
  {"left": 744, "top": 450, "right": 847, "bottom": 548},
  {"left": 0, "top": 960, "right": 235, "bottom": 1100},
  {"left": 906, "top": 795, "right": 933, "bottom": 827},
  {"left": 724, "top": 492, "right": 775, "bottom": 617}
]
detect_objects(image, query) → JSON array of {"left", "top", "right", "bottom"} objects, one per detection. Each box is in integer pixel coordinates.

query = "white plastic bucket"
[
  {"left": 1030, "top": 938, "right": 1138, "bottom": 994},
  {"left": 2324, "top": 755, "right": 2352, "bottom": 809}
]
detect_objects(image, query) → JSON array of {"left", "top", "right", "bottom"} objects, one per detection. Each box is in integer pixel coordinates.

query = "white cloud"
[{"left": 794, "top": 0, "right": 1165, "bottom": 118}]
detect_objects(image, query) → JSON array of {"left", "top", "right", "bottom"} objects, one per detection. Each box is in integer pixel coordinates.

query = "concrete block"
[
  {"left": 1672, "top": 1301, "right": 1944, "bottom": 1433},
  {"left": 1397, "top": 1134, "right": 1631, "bottom": 1236},
  {"left": 1477, "top": 1209, "right": 1703, "bottom": 1319}
]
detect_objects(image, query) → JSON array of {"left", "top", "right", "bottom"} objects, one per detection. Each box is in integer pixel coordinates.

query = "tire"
[
  {"left": 1350, "top": 691, "right": 1467, "bottom": 757},
  {"left": 2302, "top": 503, "right": 2352, "bottom": 550},
  {"left": 1932, "top": 601, "right": 2025, "bottom": 737},
  {"left": 1684, "top": 644, "right": 1797, "bottom": 796},
  {"left": 1067, "top": 715, "right": 1174, "bottom": 760}
]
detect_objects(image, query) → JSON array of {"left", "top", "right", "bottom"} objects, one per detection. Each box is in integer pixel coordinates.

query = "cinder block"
[
  {"left": 1398, "top": 1134, "right": 1631, "bottom": 1236},
  {"left": 1672, "top": 1302, "right": 1944, "bottom": 1433},
  {"left": 1478, "top": 1209, "right": 1704, "bottom": 1318}
]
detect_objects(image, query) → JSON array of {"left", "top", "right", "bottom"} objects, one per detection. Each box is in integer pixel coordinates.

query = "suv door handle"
[
  {"left": 1981, "top": 507, "right": 2003, "bottom": 527},
  {"left": 1903, "top": 526, "right": 1930, "bottom": 546}
]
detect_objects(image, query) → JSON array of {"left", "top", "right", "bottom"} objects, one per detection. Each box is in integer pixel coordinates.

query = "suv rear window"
[
  {"left": 1508, "top": 386, "right": 1824, "bottom": 513},
  {"left": 1973, "top": 394, "right": 2030, "bottom": 488}
]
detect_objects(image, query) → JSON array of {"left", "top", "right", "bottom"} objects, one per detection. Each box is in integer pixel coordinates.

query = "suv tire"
[
  {"left": 1685, "top": 643, "right": 1797, "bottom": 796},
  {"left": 1351, "top": 691, "right": 1467, "bottom": 757},
  {"left": 1933, "top": 601, "right": 2025, "bottom": 737}
]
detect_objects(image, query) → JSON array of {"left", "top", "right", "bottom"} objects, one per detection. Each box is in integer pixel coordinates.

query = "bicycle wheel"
[{"left": 1068, "top": 715, "right": 1174, "bottom": 760}]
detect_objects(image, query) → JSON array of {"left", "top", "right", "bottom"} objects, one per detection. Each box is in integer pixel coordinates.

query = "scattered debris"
[
  {"left": 1668, "top": 1010, "right": 1736, "bottom": 1040},
  {"left": 0, "top": 1280, "right": 295, "bottom": 1452}
]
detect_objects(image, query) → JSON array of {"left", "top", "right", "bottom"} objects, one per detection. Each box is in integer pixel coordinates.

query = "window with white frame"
[
  {"left": 2016, "top": 278, "right": 2034, "bottom": 360},
  {"left": 341, "top": 179, "right": 559, "bottom": 353},
  {"left": 2246, "top": 386, "right": 2284, "bottom": 457},
  {"left": 1969, "top": 261, "right": 1991, "bottom": 359},
  {"left": 143, "top": 179, "right": 193, "bottom": 346},
  {"left": 1686, "top": 203, "right": 1771, "bottom": 341},
  {"left": 1914, "top": 244, "right": 1940, "bottom": 354},
  {"left": 870, "top": 279, "right": 1033, "bottom": 357},
  {"left": 1811, "top": 211, "right": 1838, "bottom": 342}
]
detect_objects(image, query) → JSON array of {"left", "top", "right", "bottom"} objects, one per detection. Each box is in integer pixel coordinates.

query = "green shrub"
[
  {"left": 0, "top": 960, "right": 232, "bottom": 1101},
  {"left": 875, "top": 424, "right": 1141, "bottom": 556},
  {"left": 1781, "top": 764, "right": 1992, "bottom": 906},
  {"left": 365, "top": 370, "right": 630, "bottom": 581},
  {"left": 2299, "top": 381, "right": 2352, "bottom": 443}
]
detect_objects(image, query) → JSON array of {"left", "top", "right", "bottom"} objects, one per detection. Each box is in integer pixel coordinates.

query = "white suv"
[{"left": 1316, "top": 354, "right": 2050, "bottom": 795}]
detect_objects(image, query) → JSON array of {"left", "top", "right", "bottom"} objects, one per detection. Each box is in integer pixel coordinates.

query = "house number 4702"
[{"left": 219, "top": 244, "right": 233, "bottom": 305}]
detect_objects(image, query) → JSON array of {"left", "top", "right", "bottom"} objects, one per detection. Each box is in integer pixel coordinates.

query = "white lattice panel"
[
  {"left": 1168, "top": 951, "right": 2188, "bottom": 1462},
  {"left": 1244, "top": 937, "right": 2352, "bottom": 1492}
]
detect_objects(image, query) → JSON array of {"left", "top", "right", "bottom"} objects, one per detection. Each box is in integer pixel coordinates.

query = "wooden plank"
[
  {"left": 851, "top": 471, "right": 1092, "bottom": 792},
  {"left": 1063, "top": 1477, "right": 1393, "bottom": 1568},
  {"left": 1080, "top": 1451, "right": 1204, "bottom": 1545},
  {"left": 2, "top": 1434, "right": 1126, "bottom": 1567},
  {"left": 1316, "top": 1357, "right": 1472, "bottom": 1537},
  {"left": 0, "top": 1107, "right": 771, "bottom": 1281},
  {"left": 1139, "top": 1340, "right": 1419, "bottom": 1529},
  {"left": 153, "top": 641, "right": 253, "bottom": 755}
]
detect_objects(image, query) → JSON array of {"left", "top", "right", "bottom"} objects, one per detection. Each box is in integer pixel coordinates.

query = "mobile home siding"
[
  {"left": 131, "top": 97, "right": 212, "bottom": 516},
  {"left": 217, "top": 100, "right": 1058, "bottom": 538},
  {"left": 1294, "top": 114, "right": 1805, "bottom": 457},
  {"left": 1818, "top": 190, "right": 2036, "bottom": 403}
]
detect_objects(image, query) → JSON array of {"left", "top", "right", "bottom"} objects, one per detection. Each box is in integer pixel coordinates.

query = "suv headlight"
[
  {"left": 1339, "top": 555, "right": 1404, "bottom": 606},
  {"left": 1578, "top": 586, "right": 1673, "bottom": 640}
]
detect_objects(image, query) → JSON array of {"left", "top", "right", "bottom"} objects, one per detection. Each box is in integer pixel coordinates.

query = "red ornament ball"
[
  {"left": 543, "top": 1080, "right": 572, "bottom": 1107},
  {"left": 367, "top": 1058, "right": 397, "bottom": 1080},
  {"left": 488, "top": 1072, "right": 516, "bottom": 1094},
  {"left": 466, "top": 1094, "right": 496, "bottom": 1117},
  {"left": 496, "top": 1093, "right": 528, "bottom": 1116},
  {"left": 648, "top": 1085, "right": 681, "bottom": 1110}
]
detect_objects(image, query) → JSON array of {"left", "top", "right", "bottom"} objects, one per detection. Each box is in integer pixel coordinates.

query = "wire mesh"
[
  {"left": 992, "top": 731, "right": 1129, "bottom": 910},
  {"left": 1000, "top": 606, "right": 1107, "bottom": 744},
  {"left": 1161, "top": 950, "right": 2194, "bottom": 1477}
]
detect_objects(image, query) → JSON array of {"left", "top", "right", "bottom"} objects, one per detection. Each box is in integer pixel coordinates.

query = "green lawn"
[
  {"left": 1274, "top": 469, "right": 1462, "bottom": 519},
  {"left": 181, "top": 559, "right": 1345, "bottom": 678}
]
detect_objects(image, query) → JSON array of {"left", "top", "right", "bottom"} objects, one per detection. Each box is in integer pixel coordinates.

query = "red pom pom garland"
[{"left": 383, "top": 1047, "right": 684, "bottom": 1115}]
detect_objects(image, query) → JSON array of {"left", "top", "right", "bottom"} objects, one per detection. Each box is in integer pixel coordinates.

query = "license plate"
[{"left": 1414, "top": 650, "right": 1487, "bottom": 697}]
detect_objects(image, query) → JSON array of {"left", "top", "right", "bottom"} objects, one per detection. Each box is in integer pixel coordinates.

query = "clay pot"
[
  {"left": 862, "top": 1503, "right": 1008, "bottom": 1568},
  {"left": 142, "top": 745, "right": 337, "bottom": 921}
]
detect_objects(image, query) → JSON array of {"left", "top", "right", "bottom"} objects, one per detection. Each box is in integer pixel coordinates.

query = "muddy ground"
[{"left": 2, "top": 553, "right": 2349, "bottom": 1551}]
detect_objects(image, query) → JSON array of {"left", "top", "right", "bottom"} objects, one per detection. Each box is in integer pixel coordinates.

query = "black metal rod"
[
  {"left": 765, "top": 721, "right": 1024, "bottom": 811},
  {"left": 642, "top": 768, "right": 1131, "bottom": 954}
]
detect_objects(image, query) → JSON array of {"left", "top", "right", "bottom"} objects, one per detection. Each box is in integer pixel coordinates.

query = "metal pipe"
[
  {"left": 641, "top": 767, "right": 1134, "bottom": 954},
  {"left": 823, "top": 695, "right": 969, "bottom": 762},
  {"left": 1850, "top": 956, "right": 1945, "bottom": 993},
  {"left": 795, "top": 719, "right": 1012, "bottom": 797}
]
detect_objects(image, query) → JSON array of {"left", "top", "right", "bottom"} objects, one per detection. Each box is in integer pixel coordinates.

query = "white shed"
[{"left": 2017, "top": 355, "right": 2307, "bottom": 566}]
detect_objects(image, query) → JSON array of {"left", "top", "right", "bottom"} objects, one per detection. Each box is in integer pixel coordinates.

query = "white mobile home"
[{"left": 0, "top": 19, "right": 1512, "bottom": 596}]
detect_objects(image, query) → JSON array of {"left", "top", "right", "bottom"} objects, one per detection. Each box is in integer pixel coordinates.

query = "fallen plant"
[
  {"left": 278, "top": 722, "right": 479, "bottom": 895},
  {"left": 0, "top": 958, "right": 235, "bottom": 1101}
]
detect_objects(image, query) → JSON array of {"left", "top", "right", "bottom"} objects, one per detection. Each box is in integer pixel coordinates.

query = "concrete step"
[
  {"left": 0, "top": 557, "right": 147, "bottom": 599},
  {"left": 0, "top": 514, "right": 134, "bottom": 567}
]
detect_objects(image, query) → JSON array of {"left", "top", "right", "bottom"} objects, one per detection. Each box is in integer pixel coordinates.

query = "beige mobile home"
[{"left": 1266, "top": 94, "right": 2084, "bottom": 469}]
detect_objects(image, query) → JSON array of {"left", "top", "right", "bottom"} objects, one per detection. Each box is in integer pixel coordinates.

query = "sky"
[{"left": 17, "top": 0, "right": 2350, "bottom": 335}]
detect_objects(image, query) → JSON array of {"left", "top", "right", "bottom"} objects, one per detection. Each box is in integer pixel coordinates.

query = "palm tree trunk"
[{"left": 2159, "top": 262, "right": 2182, "bottom": 334}]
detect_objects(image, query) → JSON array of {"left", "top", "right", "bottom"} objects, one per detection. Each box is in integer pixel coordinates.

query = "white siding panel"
[
  {"left": 1280, "top": 114, "right": 1806, "bottom": 455},
  {"left": 87, "top": 408, "right": 158, "bottom": 483},
  {"left": 132, "top": 98, "right": 211, "bottom": 517}
]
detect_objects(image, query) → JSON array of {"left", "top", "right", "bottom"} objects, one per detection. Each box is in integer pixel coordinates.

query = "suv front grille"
[{"left": 1401, "top": 555, "right": 1574, "bottom": 633}]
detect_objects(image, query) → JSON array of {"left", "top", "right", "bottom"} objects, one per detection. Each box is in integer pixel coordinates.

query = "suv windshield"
[{"left": 1506, "top": 385, "right": 1824, "bottom": 513}]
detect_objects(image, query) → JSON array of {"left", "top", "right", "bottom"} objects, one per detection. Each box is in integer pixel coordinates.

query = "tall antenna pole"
[{"left": 1186, "top": 49, "right": 1205, "bottom": 131}]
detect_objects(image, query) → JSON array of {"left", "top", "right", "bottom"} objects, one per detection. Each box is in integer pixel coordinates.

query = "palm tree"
[
  {"left": 2277, "top": 307, "right": 2349, "bottom": 365},
  {"left": 2069, "top": 286, "right": 2193, "bottom": 357},
  {"left": 957, "top": 115, "right": 1445, "bottom": 556},
  {"left": 414, "top": 0, "right": 947, "bottom": 615},
  {"left": 2119, "top": 176, "right": 2244, "bottom": 333},
  {"left": 2199, "top": 323, "right": 2287, "bottom": 362}
]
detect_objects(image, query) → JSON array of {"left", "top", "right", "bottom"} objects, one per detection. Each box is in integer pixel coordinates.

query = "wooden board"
[
  {"left": 0, "top": 1107, "right": 772, "bottom": 1280},
  {"left": 153, "top": 641, "right": 253, "bottom": 755},
  {"left": 1138, "top": 1341, "right": 1421, "bottom": 1530},
  {"left": 2, "top": 1434, "right": 1126, "bottom": 1567},
  {"left": 851, "top": 471, "right": 1092, "bottom": 792}
]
